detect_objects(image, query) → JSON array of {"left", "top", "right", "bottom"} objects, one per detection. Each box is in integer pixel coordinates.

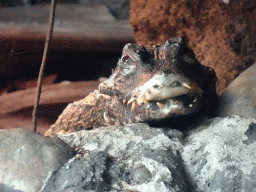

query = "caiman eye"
[{"left": 122, "top": 55, "right": 130, "bottom": 62}]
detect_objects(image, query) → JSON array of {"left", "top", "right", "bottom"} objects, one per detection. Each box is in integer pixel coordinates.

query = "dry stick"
[{"left": 32, "top": 0, "right": 57, "bottom": 132}]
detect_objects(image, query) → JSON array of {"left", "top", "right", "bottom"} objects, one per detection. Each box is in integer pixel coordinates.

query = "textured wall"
[{"left": 130, "top": 0, "right": 256, "bottom": 95}]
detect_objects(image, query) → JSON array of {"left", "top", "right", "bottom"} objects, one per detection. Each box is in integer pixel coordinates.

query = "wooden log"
[
  {"left": 0, "top": 113, "right": 51, "bottom": 134},
  {"left": 0, "top": 80, "right": 100, "bottom": 114},
  {"left": 0, "top": 4, "right": 134, "bottom": 53}
]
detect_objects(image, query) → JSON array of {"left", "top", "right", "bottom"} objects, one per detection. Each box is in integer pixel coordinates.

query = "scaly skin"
[{"left": 45, "top": 37, "right": 217, "bottom": 136}]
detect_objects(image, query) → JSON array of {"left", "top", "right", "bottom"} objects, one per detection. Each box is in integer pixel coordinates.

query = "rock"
[
  {"left": 216, "top": 63, "right": 256, "bottom": 119},
  {"left": 42, "top": 123, "right": 191, "bottom": 191},
  {"left": 43, "top": 116, "right": 256, "bottom": 191},
  {"left": 0, "top": 128, "right": 75, "bottom": 192},
  {"left": 181, "top": 116, "right": 256, "bottom": 192},
  {"left": 2, "top": 117, "right": 256, "bottom": 191},
  {"left": 0, "top": 184, "right": 22, "bottom": 192}
]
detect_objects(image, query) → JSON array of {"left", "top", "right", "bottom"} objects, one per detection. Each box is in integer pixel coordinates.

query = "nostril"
[
  {"left": 153, "top": 84, "right": 160, "bottom": 89},
  {"left": 169, "top": 81, "right": 181, "bottom": 87}
]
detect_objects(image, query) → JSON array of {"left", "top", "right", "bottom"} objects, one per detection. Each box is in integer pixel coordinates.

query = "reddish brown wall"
[{"left": 130, "top": 0, "right": 256, "bottom": 95}]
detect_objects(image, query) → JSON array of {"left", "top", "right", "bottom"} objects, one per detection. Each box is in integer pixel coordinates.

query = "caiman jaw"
[{"left": 126, "top": 73, "right": 203, "bottom": 112}]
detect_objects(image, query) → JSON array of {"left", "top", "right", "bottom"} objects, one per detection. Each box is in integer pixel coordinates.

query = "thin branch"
[{"left": 32, "top": 0, "right": 56, "bottom": 132}]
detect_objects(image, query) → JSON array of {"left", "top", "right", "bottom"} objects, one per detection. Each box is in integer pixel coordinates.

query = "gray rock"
[
  {"left": 0, "top": 184, "right": 23, "bottom": 192},
  {"left": 43, "top": 123, "right": 191, "bottom": 192},
  {"left": 0, "top": 128, "right": 75, "bottom": 192},
  {"left": 2, "top": 117, "right": 256, "bottom": 191},
  {"left": 217, "top": 63, "right": 256, "bottom": 118},
  {"left": 181, "top": 116, "right": 256, "bottom": 192}
]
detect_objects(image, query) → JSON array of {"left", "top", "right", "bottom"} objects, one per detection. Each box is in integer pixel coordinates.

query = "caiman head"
[{"left": 99, "top": 37, "right": 217, "bottom": 125}]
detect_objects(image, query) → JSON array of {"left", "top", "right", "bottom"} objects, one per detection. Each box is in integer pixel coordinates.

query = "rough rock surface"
[
  {"left": 0, "top": 128, "right": 75, "bottom": 192},
  {"left": 182, "top": 116, "right": 256, "bottom": 192},
  {"left": 45, "top": 37, "right": 217, "bottom": 136},
  {"left": 0, "top": 184, "right": 22, "bottom": 192},
  {"left": 216, "top": 63, "right": 256, "bottom": 119},
  {"left": 1, "top": 117, "right": 256, "bottom": 191},
  {"left": 130, "top": 0, "right": 256, "bottom": 95},
  {"left": 42, "top": 116, "right": 256, "bottom": 191},
  {"left": 43, "top": 123, "right": 190, "bottom": 192}
]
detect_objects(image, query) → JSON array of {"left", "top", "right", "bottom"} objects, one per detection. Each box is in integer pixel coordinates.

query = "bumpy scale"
[{"left": 45, "top": 37, "right": 217, "bottom": 136}]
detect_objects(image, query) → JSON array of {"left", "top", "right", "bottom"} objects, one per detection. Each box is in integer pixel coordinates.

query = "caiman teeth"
[
  {"left": 131, "top": 101, "right": 137, "bottom": 112},
  {"left": 127, "top": 97, "right": 136, "bottom": 105},
  {"left": 137, "top": 95, "right": 149, "bottom": 106},
  {"left": 137, "top": 89, "right": 147, "bottom": 103},
  {"left": 182, "top": 82, "right": 191, "bottom": 89}
]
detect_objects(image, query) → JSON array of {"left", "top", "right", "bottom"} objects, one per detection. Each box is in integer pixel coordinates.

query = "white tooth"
[
  {"left": 137, "top": 95, "right": 149, "bottom": 106},
  {"left": 137, "top": 98, "right": 144, "bottom": 105},
  {"left": 157, "top": 102, "right": 165, "bottom": 109},
  {"left": 131, "top": 101, "right": 137, "bottom": 112},
  {"left": 127, "top": 97, "right": 135, "bottom": 105},
  {"left": 137, "top": 89, "right": 147, "bottom": 102},
  {"left": 123, "top": 99, "right": 127, "bottom": 104},
  {"left": 182, "top": 82, "right": 191, "bottom": 89}
]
